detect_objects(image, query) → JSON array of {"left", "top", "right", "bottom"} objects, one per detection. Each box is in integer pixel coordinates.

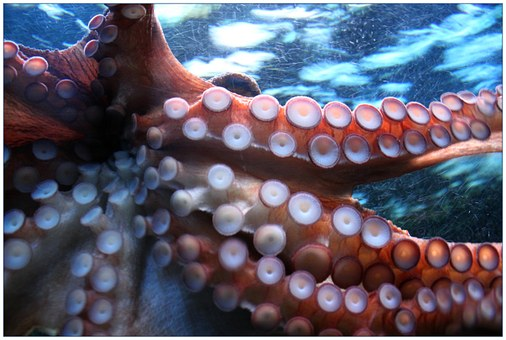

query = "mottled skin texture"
[{"left": 4, "top": 4, "right": 502, "bottom": 336}]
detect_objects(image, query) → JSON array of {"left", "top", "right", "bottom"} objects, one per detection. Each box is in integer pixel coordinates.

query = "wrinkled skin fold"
[{"left": 4, "top": 4, "right": 503, "bottom": 336}]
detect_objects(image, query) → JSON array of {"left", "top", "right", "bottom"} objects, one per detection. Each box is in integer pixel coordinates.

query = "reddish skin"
[{"left": 4, "top": 4, "right": 502, "bottom": 336}]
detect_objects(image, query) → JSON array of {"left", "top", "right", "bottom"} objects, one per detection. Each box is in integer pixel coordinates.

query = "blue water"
[
  {"left": 4, "top": 4, "right": 502, "bottom": 105},
  {"left": 3, "top": 4, "right": 503, "bottom": 241}
]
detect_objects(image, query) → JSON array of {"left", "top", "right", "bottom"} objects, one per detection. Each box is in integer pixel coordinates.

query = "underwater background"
[{"left": 4, "top": 3, "right": 502, "bottom": 243}]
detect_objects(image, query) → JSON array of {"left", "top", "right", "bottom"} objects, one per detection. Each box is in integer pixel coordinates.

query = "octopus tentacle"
[
  {"left": 134, "top": 84, "right": 502, "bottom": 194},
  {"left": 4, "top": 4, "right": 502, "bottom": 336}
]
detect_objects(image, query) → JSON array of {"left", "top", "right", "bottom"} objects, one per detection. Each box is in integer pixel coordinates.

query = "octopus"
[{"left": 3, "top": 4, "right": 503, "bottom": 336}]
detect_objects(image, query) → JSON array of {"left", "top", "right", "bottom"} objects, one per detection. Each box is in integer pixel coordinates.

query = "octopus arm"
[
  {"left": 3, "top": 4, "right": 503, "bottom": 336},
  {"left": 18, "top": 36, "right": 99, "bottom": 89}
]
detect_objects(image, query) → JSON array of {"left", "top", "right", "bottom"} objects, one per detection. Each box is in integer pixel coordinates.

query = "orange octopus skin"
[{"left": 3, "top": 4, "right": 502, "bottom": 336}]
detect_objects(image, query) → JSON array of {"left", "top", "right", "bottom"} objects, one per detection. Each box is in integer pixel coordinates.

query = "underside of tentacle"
[{"left": 4, "top": 4, "right": 503, "bottom": 336}]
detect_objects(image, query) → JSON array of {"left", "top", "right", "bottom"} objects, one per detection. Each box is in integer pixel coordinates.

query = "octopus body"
[{"left": 4, "top": 4, "right": 503, "bottom": 336}]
